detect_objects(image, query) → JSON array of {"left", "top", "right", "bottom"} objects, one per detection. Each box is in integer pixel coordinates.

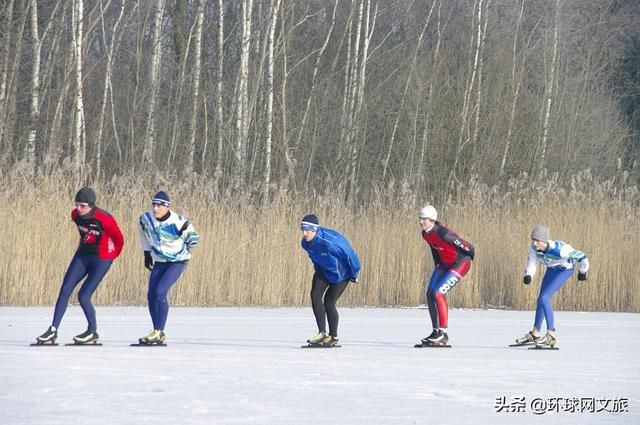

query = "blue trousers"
[
  {"left": 147, "top": 261, "right": 186, "bottom": 330},
  {"left": 534, "top": 268, "right": 574, "bottom": 332},
  {"left": 52, "top": 252, "right": 113, "bottom": 331}
]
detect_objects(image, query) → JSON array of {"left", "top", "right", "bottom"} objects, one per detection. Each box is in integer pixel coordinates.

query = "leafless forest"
[
  {"left": 1, "top": 0, "right": 639, "bottom": 309},
  {"left": 1, "top": 0, "right": 638, "bottom": 196}
]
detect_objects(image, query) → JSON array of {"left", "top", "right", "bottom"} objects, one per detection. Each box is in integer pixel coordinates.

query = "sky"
[{"left": 0, "top": 307, "right": 638, "bottom": 425}]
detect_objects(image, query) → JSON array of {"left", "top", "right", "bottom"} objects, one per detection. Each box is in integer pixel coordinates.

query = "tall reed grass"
[{"left": 0, "top": 170, "right": 638, "bottom": 312}]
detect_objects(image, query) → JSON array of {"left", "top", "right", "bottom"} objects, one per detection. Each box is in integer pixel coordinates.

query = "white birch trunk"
[
  {"left": 538, "top": 0, "right": 560, "bottom": 178},
  {"left": 470, "top": 0, "right": 490, "bottom": 156},
  {"left": 72, "top": 0, "right": 87, "bottom": 178},
  {"left": 263, "top": 0, "right": 282, "bottom": 201},
  {"left": 0, "top": 0, "right": 16, "bottom": 154},
  {"left": 347, "top": 0, "right": 376, "bottom": 202},
  {"left": 233, "top": 0, "right": 253, "bottom": 191},
  {"left": 213, "top": 0, "right": 225, "bottom": 182},
  {"left": 26, "top": 0, "right": 40, "bottom": 169},
  {"left": 186, "top": 0, "right": 205, "bottom": 175},
  {"left": 143, "top": 0, "right": 165, "bottom": 164}
]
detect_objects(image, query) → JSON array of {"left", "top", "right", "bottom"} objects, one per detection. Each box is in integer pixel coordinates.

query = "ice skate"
[
  {"left": 534, "top": 332, "right": 557, "bottom": 347},
  {"left": 415, "top": 329, "right": 450, "bottom": 347},
  {"left": 72, "top": 330, "right": 100, "bottom": 345},
  {"left": 302, "top": 333, "right": 340, "bottom": 348},
  {"left": 321, "top": 335, "right": 340, "bottom": 347},
  {"left": 427, "top": 329, "right": 448, "bottom": 345},
  {"left": 34, "top": 326, "right": 57, "bottom": 345},
  {"left": 511, "top": 331, "right": 541, "bottom": 346},
  {"left": 138, "top": 329, "right": 166, "bottom": 345},
  {"left": 420, "top": 330, "right": 439, "bottom": 345},
  {"left": 307, "top": 331, "right": 328, "bottom": 344}
]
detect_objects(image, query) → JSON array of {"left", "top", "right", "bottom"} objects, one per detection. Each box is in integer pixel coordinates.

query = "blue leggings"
[
  {"left": 147, "top": 261, "right": 186, "bottom": 330},
  {"left": 52, "top": 252, "right": 113, "bottom": 331},
  {"left": 534, "top": 268, "right": 574, "bottom": 332}
]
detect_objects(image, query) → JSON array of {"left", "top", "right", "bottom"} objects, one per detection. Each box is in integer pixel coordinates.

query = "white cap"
[{"left": 419, "top": 205, "right": 437, "bottom": 220}]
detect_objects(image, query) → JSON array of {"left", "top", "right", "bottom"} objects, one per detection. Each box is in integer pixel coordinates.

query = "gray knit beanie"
[{"left": 530, "top": 224, "right": 550, "bottom": 241}]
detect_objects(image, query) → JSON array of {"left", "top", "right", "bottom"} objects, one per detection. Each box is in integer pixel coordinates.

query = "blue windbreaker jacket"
[{"left": 301, "top": 227, "right": 361, "bottom": 284}]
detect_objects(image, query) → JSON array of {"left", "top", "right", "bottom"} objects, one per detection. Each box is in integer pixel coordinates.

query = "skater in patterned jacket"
[
  {"left": 515, "top": 225, "right": 590, "bottom": 347},
  {"left": 35, "top": 187, "right": 124, "bottom": 345},
  {"left": 419, "top": 205, "right": 474, "bottom": 346},
  {"left": 300, "top": 214, "right": 361, "bottom": 347},
  {"left": 137, "top": 191, "right": 199, "bottom": 344}
]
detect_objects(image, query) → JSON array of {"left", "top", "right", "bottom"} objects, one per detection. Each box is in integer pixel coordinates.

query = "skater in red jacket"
[
  {"left": 418, "top": 205, "right": 474, "bottom": 346},
  {"left": 34, "top": 187, "right": 124, "bottom": 345}
]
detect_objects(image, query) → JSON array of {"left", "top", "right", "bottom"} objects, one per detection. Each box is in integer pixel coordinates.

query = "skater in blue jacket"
[
  {"left": 515, "top": 225, "right": 590, "bottom": 347},
  {"left": 300, "top": 214, "right": 360, "bottom": 347}
]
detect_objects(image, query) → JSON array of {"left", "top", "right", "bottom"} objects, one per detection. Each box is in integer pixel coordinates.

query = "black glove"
[
  {"left": 523, "top": 275, "right": 532, "bottom": 285},
  {"left": 144, "top": 251, "right": 153, "bottom": 271},
  {"left": 577, "top": 272, "right": 587, "bottom": 281}
]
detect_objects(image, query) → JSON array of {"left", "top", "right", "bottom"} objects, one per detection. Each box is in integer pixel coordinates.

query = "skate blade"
[
  {"left": 65, "top": 342, "right": 102, "bottom": 346},
  {"left": 414, "top": 343, "right": 451, "bottom": 348},
  {"left": 301, "top": 344, "right": 341, "bottom": 348},
  {"left": 529, "top": 345, "right": 559, "bottom": 350},
  {"left": 509, "top": 342, "right": 534, "bottom": 347},
  {"left": 30, "top": 342, "right": 58, "bottom": 346},
  {"left": 130, "top": 343, "right": 167, "bottom": 347}
]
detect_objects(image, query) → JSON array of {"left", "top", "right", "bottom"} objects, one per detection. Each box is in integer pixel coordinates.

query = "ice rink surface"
[{"left": 0, "top": 307, "right": 638, "bottom": 425}]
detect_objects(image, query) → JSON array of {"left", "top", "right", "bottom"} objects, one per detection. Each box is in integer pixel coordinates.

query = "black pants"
[{"left": 310, "top": 272, "right": 349, "bottom": 337}]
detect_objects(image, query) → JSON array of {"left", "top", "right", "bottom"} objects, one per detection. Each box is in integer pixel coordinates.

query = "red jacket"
[
  {"left": 72, "top": 207, "right": 124, "bottom": 260},
  {"left": 422, "top": 223, "right": 474, "bottom": 268}
]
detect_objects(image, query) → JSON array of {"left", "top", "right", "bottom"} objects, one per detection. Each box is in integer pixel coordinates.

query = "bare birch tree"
[
  {"left": 499, "top": 0, "right": 527, "bottom": 178},
  {"left": 143, "top": 0, "right": 165, "bottom": 164},
  {"left": 262, "top": 0, "right": 282, "bottom": 201},
  {"left": 0, "top": 0, "right": 16, "bottom": 158},
  {"left": 185, "top": 0, "right": 205, "bottom": 175},
  {"left": 25, "top": 0, "right": 40, "bottom": 170},
  {"left": 95, "top": 0, "right": 125, "bottom": 178},
  {"left": 537, "top": 0, "right": 560, "bottom": 178},
  {"left": 233, "top": 0, "right": 254, "bottom": 192},
  {"left": 347, "top": 0, "right": 377, "bottom": 202},
  {"left": 213, "top": 0, "right": 225, "bottom": 184},
  {"left": 448, "top": 0, "right": 482, "bottom": 187},
  {"left": 71, "top": 0, "right": 87, "bottom": 179},
  {"left": 469, "top": 0, "right": 490, "bottom": 175}
]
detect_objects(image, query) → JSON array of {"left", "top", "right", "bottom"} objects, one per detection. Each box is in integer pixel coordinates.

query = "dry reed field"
[{"left": 0, "top": 171, "right": 638, "bottom": 312}]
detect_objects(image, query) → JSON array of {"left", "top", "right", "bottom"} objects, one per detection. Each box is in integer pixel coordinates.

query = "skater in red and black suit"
[
  {"left": 35, "top": 187, "right": 124, "bottom": 345},
  {"left": 418, "top": 205, "right": 474, "bottom": 346}
]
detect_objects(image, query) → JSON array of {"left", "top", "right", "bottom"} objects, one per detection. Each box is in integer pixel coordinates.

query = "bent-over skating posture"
[
  {"left": 137, "top": 191, "right": 199, "bottom": 345},
  {"left": 35, "top": 187, "right": 124, "bottom": 345},
  {"left": 418, "top": 205, "right": 474, "bottom": 347},
  {"left": 300, "top": 214, "right": 360, "bottom": 347},
  {"left": 514, "top": 225, "right": 589, "bottom": 348}
]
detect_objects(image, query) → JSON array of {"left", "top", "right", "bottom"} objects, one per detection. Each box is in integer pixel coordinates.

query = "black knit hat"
[{"left": 75, "top": 187, "right": 96, "bottom": 205}]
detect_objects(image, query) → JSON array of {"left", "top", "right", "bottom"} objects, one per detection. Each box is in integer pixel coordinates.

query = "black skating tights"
[{"left": 310, "top": 272, "right": 349, "bottom": 337}]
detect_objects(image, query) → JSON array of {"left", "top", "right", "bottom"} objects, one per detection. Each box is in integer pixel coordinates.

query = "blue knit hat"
[
  {"left": 152, "top": 191, "right": 171, "bottom": 207},
  {"left": 300, "top": 214, "right": 319, "bottom": 231}
]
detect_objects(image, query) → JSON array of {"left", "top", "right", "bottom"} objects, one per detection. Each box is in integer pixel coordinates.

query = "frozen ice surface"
[{"left": 0, "top": 307, "right": 638, "bottom": 425}]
